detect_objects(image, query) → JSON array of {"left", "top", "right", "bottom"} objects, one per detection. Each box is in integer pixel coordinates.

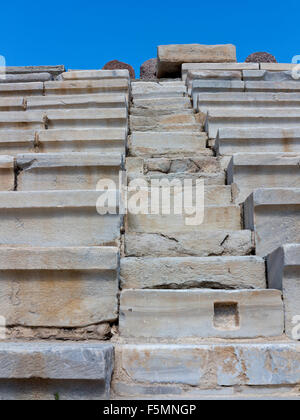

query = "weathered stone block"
[
  {"left": 205, "top": 108, "right": 300, "bottom": 138},
  {"left": 114, "top": 342, "right": 300, "bottom": 388},
  {"left": 129, "top": 132, "right": 207, "bottom": 157},
  {"left": 125, "top": 230, "right": 253, "bottom": 257},
  {"left": 27, "top": 94, "right": 128, "bottom": 110},
  {"left": 0, "top": 73, "right": 51, "bottom": 83},
  {"left": 260, "top": 63, "right": 296, "bottom": 71},
  {"left": 0, "top": 247, "right": 119, "bottom": 327},
  {"left": 216, "top": 127, "right": 300, "bottom": 155},
  {"left": 120, "top": 256, "right": 266, "bottom": 289},
  {"left": 0, "top": 82, "right": 44, "bottom": 97},
  {"left": 244, "top": 188, "right": 300, "bottom": 256},
  {"left": 245, "top": 81, "right": 300, "bottom": 92},
  {"left": 157, "top": 44, "right": 237, "bottom": 78},
  {"left": 16, "top": 152, "right": 123, "bottom": 190},
  {"left": 0, "top": 131, "right": 36, "bottom": 155},
  {"left": 0, "top": 342, "right": 113, "bottom": 399},
  {"left": 0, "top": 156, "right": 15, "bottom": 190},
  {"left": 131, "top": 81, "right": 186, "bottom": 99},
  {"left": 130, "top": 112, "right": 198, "bottom": 132},
  {"left": 44, "top": 79, "right": 129, "bottom": 96},
  {"left": 5, "top": 65, "right": 65, "bottom": 76},
  {"left": 267, "top": 244, "right": 300, "bottom": 340},
  {"left": 120, "top": 289, "right": 283, "bottom": 338},
  {"left": 36, "top": 128, "right": 126, "bottom": 153},
  {"left": 45, "top": 108, "right": 127, "bottom": 129},
  {"left": 126, "top": 204, "right": 240, "bottom": 234},
  {"left": 182, "top": 63, "right": 259, "bottom": 81},
  {"left": 0, "top": 190, "right": 121, "bottom": 246},
  {"left": 228, "top": 153, "right": 300, "bottom": 203},
  {"left": 192, "top": 80, "right": 244, "bottom": 105},
  {"left": 187, "top": 70, "right": 241, "bottom": 94},
  {"left": 0, "top": 111, "right": 45, "bottom": 131},
  {"left": 60, "top": 69, "right": 129, "bottom": 80},
  {"left": 0, "top": 98, "right": 25, "bottom": 112},
  {"left": 133, "top": 96, "right": 191, "bottom": 110}
]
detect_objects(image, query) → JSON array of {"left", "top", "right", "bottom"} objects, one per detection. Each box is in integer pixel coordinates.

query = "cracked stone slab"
[
  {"left": 267, "top": 244, "right": 300, "bottom": 339},
  {"left": 228, "top": 153, "right": 300, "bottom": 203},
  {"left": 0, "top": 247, "right": 119, "bottom": 327},
  {"left": 242, "top": 70, "right": 299, "bottom": 82},
  {"left": 205, "top": 108, "right": 300, "bottom": 138},
  {"left": 129, "top": 132, "right": 207, "bottom": 157},
  {"left": 244, "top": 188, "right": 300, "bottom": 256},
  {"left": 124, "top": 230, "right": 253, "bottom": 257},
  {"left": 132, "top": 97, "right": 191, "bottom": 110},
  {"left": 216, "top": 127, "right": 300, "bottom": 155},
  {"left": 0, "top": 341, "right": 113, "bottom": 399},
  {"left": 119, "top": 289, "right": 283, "bottom": 339},
  {"left": 16, "top": 152, "right": 123, "bottom": 190},
  {"left": 0, "top": 155, "right": 15, "bottom": 191},
  {"left": 131, "top": 81, "right": 186, "bottom": 99},
  {"left": 182, "top": 63, "right": 259, "bottom": 81},
  {"left": 130, "top": 113, "right": 198, "bottom": 132},
  {"left": 114, "top": 342, "right": 300, "bottom": 388},
  {"left": 0, "top": 190, "right": 121, "bottom": 246},
  {"left": 157, "top": 44, "right": 237, "bottom": 78},
  {"left": 36, "top": 128, "right": 126, "bottom": 153},
  {"left": 120, "top": 256, "right": 266, "bottom": 289}
]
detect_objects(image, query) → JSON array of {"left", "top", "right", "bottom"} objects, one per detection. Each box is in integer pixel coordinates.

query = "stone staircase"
[{"left": 0, "top": 62, "right": 300, "bottom": 400}]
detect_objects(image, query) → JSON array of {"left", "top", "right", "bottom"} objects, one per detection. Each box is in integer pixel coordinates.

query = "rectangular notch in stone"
[{"left": 213, "top": 301, "right": 240, "bottom": 331}]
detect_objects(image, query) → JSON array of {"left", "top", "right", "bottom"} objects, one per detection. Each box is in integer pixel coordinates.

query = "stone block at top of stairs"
[
  {"left": 5, "top": 65, "right": 65, "bottom": 76},
  {"left": 44, "top": 79, "right": 129, "bottom": 96},
  {"left": 119, "top": 289, "right": 283, "bottom": 339},
  {"left": 244, "top": 188, "right": 300, "bottom": 256},
  {"left": 131, "top": 81, "right": 186, "bottom": 99},
  {"left": 120, "top": 256, "right": 266, "bottom": 289},
  {"left": 0, "top": 73, "right": 52, "bottom": 84},
  {"left": 216, "top": 127, "right": 300, "bottom": 155},
  {"left": 113, "top": 342, "right": 300, "bottom": 391},
  {"left": 0, "top": 190, "right": 121, "bottom": 247},
  {"left": 0, "top": 246, "right": 119, "bottom": 327},
  {"left": 0, "top": 342, "right": 113, "bottom": 399},
  {"left": 182, "top": 62, "right": 259, "bottom": 80},
  {"left": 0, "top": 82, "right": 44, "bottom": 97},
  {"left": 124, "top": 230, "right": 253, "bottom": 257},
  {"left": 267, "top": 243, "right": 300, "bottom": 340},
  {"left": 205, "top": 107, "right": 300, "bottom": 138},
  {"left": 59, "top": 69, "right": 129, "bottom": 80},
  {"left": 16, "top": 152, "right": 123, "bottom": 191},
  {"left": 36, "top": 128, "right": 126, "bottom": 154},
  {"left": 157, "top": 44, "right": 237, "bottom": 78},
  {"left": 0, "top": 155, "right": 15, "bottom": 191},
  {"left": 27, "top": 94, "right": 128, "bottom": 110},
  {"left": 228, "top": 153, "right": 300, "bottom": 204},
  {"left": 129, "top": 132, "right": 207, "bottom": 157}
]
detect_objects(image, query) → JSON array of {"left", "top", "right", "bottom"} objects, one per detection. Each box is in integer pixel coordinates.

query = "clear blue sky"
[{"left": 0, "top": 0, "right": 299, "bottom": 76}]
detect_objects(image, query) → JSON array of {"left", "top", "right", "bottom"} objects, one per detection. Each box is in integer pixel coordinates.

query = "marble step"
[
  {"left": 0, "top": 342, "right": 113, "bottom": 400},
  {"left": 0, "top": 190, "right": 121, "bottom": 247},
  {"left": 119, "top": 289, "right": 283, "bottom": 339},
  {"left": 0, "top": 246, "right": 119, "bottom": 327},
  {"left": 16, "top": 152, "right": 123, "bottom": 190},
  {"left": 244, "top": 188, "right": 300, "bottom": 256},
  {"left": 228, "top": 153, "right": 300, "bottom": 203},
  {"left": 120, "top": 255, "right": 265, "bottom": 289},
  {"left": 182, "top": 62, "right": 259, "bottom": 81},
  {"left": 0, "top": 155, "right": 14, "bottom": 191},
  {"left": 216, "top": 127, "right": 300, "bottom": 155},
  {"left": 44, "top": 79, "right": 129, "bottom": 96}
]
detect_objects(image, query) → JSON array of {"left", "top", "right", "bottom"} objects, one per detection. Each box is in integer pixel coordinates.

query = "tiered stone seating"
[{"left": 0, "top": 67, "right": 129, "bottom": 399}]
